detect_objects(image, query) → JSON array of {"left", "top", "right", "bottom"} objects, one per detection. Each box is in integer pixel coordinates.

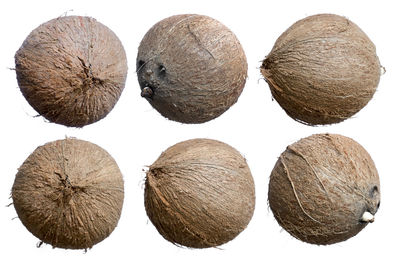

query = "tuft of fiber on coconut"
[
  {"left": 144, "top": 139, "right": 255, "bottom": 248},
  {"left": 137, "top": 14, "right": 248, "bottom": 124},
  {"left": 15, "top": 16, "right": 128, "bottom": 127},
  {"left": 12, "top": 138, "right": 124, "bottom": 249},
  {"left": 268, "top": 133, "right": 380, "bottom": 245},
  {"left": 260, "top": 14, "right": 381, "bottom": 125}
]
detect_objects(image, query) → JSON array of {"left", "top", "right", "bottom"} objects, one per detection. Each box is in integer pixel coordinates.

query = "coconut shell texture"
[
  {"left": 15, "top": 16, "right": 127, "bottom": 127},
  {"left": 145, "top": 139, "right": 255, "bottom": 248},
  {"left": 268, "top": 134, "right": 380, "bottom": 245},
  {"left": 261, "top": 14, "right": 381, "bottom": 125},
  {"left": 137, "top": 14, "right": 248, "bottom": 123},
  {"left": 12, "top": 138, "right": 124, "bottom": 249}
]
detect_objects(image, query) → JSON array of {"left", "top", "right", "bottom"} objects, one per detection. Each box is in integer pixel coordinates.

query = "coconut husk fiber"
[
  {"left": 268, "top": 134, "right": 380, "bottom": 245},
  {"left": 15, "top": 16, "right": 127, "bottom": 127},
  {"left": 144, "top": 138, "right": 255, "bottom": 248},
  {"left": 261, "top": 14, "right": 381, "bottom": 125},
  {"left": 137, "top": 14, "right": 247, "bottom": 124},
  {"left": 11, "top": 138, "right": 124, "bottom": 249}
]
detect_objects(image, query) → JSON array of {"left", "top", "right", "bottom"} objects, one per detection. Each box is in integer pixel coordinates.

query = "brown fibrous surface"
[
  {"left": 15, "top": 16, "right": 128, "bottom": 127},
  {"left": 137, "top": 14, "right": 248, "bottom": 124},
  {"left": 261, "top": 14, "right": 381, "bottom": 125},
  {"left": 12, "top": 138, "right": 124, "bottom": 249},
  {"left": 268, "top": 133, "right": 380, "bottom": 245},
  {"left": 144, "top": 138, "right": 255, "bottom": 248}
]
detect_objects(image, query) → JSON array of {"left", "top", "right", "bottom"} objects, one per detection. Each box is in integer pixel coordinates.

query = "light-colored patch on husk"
[
  {"left": 268, "top": 133, "right": 380, "bottom": 245},
  {"left": 12, "top": 138, "right": 124, "bottom": 249},
  {"left": 144, "top": 139, "right": 255, "bottom": 248},
  {"left": 261, "top": 14, "right": 381, "bottom": 125},
  {"left": 137, "top": 14, "right": 248, "bottom": 124},
  {"left": 15, "top": 16, "right": 128, "bottom": 127}
]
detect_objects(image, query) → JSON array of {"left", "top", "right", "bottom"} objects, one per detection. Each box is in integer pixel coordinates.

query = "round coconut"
[
  {"left": 268, "top": 133, "right": 380, "bottom": 245},
  {"left": 15, "top": 16, "right": 128, "bottom": 127},
  {"left": 144, "top": 138, "right": 255, "bottom": 248},
  {"left": 12, "top": 138, "right": 124, "bottom": 249},
  {"left": 137, "top": 14, "right": 248, "bottom": 124},
  {"left": 260, "top": 14, "right": 381, "bottom": 125}
]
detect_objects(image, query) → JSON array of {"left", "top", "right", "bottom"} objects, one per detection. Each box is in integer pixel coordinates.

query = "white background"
[{"left": 0, "top": 0, "right": 398, "bottom": 266}]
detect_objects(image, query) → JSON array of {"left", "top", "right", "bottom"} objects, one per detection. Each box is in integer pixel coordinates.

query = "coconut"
[
  {"left": 137, "top": 14, "right": 247, "bottom": 124},
  {"left": 15, "top": 16, "right": 127, "bottom": 127},
  {"left": 12, "top": 138, "right": 124, "bottom": 249},
  {"left": 144, "top": 138, "right": 255, "bottom": 248},
  {"left": 260, "top": 14, "right": 381, "bottom": 125},
  {"left": 268, "top": 133, "right": 380, "bottom": 245}
]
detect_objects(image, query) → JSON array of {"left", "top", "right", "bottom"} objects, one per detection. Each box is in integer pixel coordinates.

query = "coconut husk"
[
  {"left": 12, "top": 138, "right": 124, "bottom": 249},
  {"left": 268, "top": 133, "right": 380, "bottom": 245},
  {"left": 137, "top": 14, "right": 247, "bottom": 123},
  {"left": 15, "top": 16, "right": 127, "bottom": 127},
  {"left": 145, "top": 138, "right": 255, "bottom": 248},
  {"left": 261, "top": 14, "right": 381, "bottom": 125}
]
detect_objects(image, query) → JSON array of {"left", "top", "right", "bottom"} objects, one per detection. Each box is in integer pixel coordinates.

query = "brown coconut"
[
  {"left": 137, "top": 14, "right": 248, "bottom": 124},
  {"left": 268, "top": 133, "right": 380, "bottom": 245},
  {"left": 12, "top": 138, "right": 124, "bottom": 249},
  {"left": 15, "top": 16, "right": 128, "bottom": 127},
  {"left": 260, "top": 14, "right": 381, "bottom": 125},
  {"left": 144, "top": 139, "right": 255, "bottom": 248}
]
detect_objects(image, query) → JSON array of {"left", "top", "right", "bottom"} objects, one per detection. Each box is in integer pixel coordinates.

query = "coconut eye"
[
  {"left": 370, "top": 185, "right": 379, "bottom": 197},
  {"left": 158, "top": 64, "right": 166, "bottom": 78},
  {"left": 137, "top": 60, "right": 145, "bottom": 71}
]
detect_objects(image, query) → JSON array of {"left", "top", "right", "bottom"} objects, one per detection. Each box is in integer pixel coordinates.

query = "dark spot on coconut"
[
  {"left": 268, "top": 133, "right": 380, "bottom": 245},
  {"left": 370, "top": 185, "right": 379, "bottom": 197},
  {"left": 137, "top": 60, "right": 145, "bottom": 71},
  {"left": 158, "top": 64, "right": 166, "bottom": 78},
  {"left": 145, "top": 138, "right": 255, "bottom": 248},
  {"left": 12, "top": 138, "right": 124, "bottom": 250}
]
